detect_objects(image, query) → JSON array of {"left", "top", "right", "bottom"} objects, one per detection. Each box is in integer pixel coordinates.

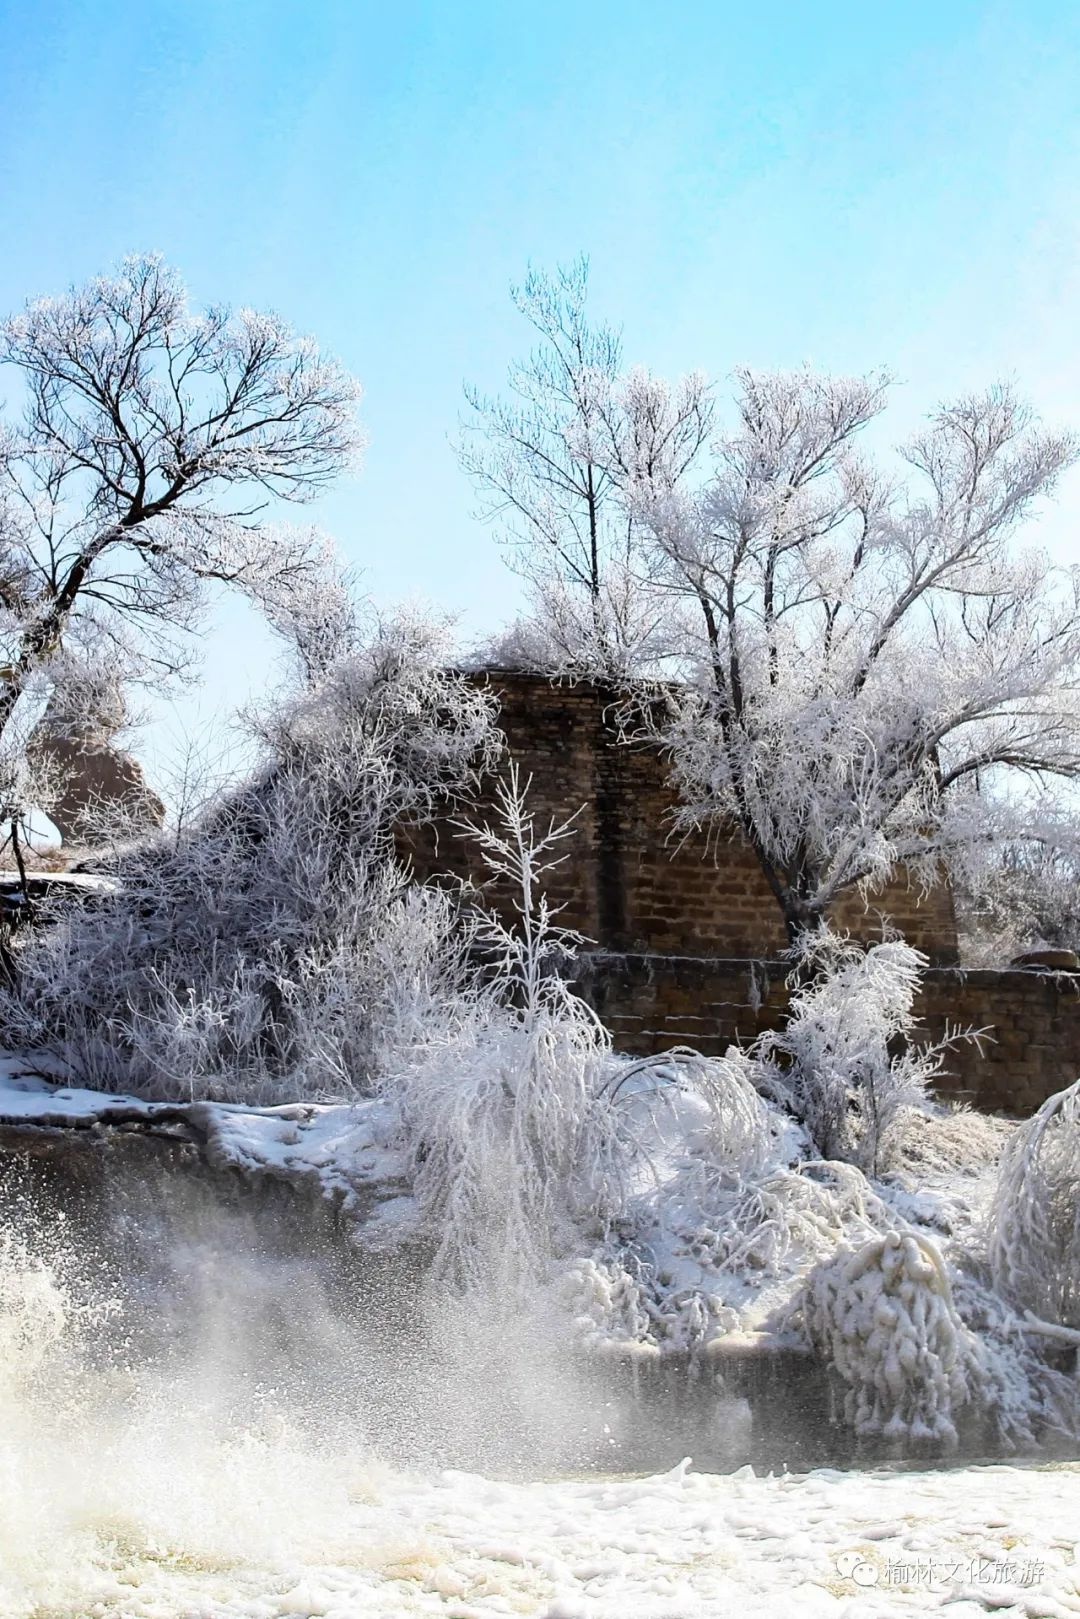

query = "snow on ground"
[
  {"left": 0, "top": 1055, "right": 156, "bottom": 1120},
  {"left": 4, "top": 1455, "right": 1079, "bottom": 1618},
  {"left": 884, "top": 1107, "right": 1013, "bottom": 1251},
  {"left": 0, "top": 870, "right": 117, "bottom": 893}
]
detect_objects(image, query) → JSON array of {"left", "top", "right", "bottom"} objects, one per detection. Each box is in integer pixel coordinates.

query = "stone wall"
[
  {"left": 574, "top": 952, "right": 1080, "bottom": 1116},
  {"left": 404, "top": 669, "right": 959, "bottom": 963}
]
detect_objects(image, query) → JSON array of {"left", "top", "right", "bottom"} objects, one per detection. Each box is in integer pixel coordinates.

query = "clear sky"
[{"left": 1, "top": 0, "right": 1079, "bottom": 789}]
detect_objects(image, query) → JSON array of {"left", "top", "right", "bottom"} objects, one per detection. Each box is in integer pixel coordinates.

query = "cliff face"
[{"left": 402, "top": 669, "right": 959, "bottom": 964}]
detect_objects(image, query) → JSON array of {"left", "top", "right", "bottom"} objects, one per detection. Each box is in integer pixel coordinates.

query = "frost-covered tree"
[
  {"left": 621, "top": 369, "right": 1080, "bottom": 945},
  {"left": 458, "top": 257, "right": 711, "bottom": 678},
  {"left": 954, "top": 840, "right": 1080, "bottom": 965},
  {"left": 0, "top": 253, "right": 363, "bottom": 799},
  {"left": 0, "top": 612, "right": 497, "bottom": 1103}
]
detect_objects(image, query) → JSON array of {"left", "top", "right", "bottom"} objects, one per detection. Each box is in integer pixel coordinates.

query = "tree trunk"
[{"left": 0, "top": 673, "right": 26, "bottom": 754}]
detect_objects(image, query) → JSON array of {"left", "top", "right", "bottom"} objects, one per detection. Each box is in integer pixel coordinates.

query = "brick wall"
[
  {"left": 401, "top": 671, "right": 1074, "bottom": 1117},
  {"left": 573, "top": 952, "right": 1080, "bottom": 1116},
  {"left": 404, "top": 669, "right": 959, "bottom": 963}
]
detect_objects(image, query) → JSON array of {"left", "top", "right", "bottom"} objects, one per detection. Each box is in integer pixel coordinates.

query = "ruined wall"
[
  {"left": 574, "top": 952, "right": 1080, "bottom": 1116},
  {"left": 404, "top": 670, "right": 959, "bottom": 963},
  {"left": 403, "top": 670, "right": 1071, "bottom": 1116}
]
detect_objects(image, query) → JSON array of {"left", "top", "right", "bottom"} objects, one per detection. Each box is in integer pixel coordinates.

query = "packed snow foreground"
[{"left": 2, "top": 1403, "right": 1079, "bottom": 1619}]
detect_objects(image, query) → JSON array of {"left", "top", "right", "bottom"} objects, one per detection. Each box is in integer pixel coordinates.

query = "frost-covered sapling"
[
  {"left": 458, "top": 257, "right": 712, "bottom": 680},
  {"left": 383, "top": 763, "right": 629, "bottom": 1293},
  {"left": 751, "top": 933, "right": 957, "bottom": 1174}
]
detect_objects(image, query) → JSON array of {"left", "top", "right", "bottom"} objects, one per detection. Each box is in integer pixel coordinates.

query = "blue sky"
[{"left": 1, "top": 1, "right": 1079, "bottom": 787}]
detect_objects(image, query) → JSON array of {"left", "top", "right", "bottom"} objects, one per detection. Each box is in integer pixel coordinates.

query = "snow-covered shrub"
[
  {"left": 885, "top": 1101, "right": 1010, "bottom": 1184},
  {"left": 569, "top": 1152, "right": 894, "bottom": 1359},
  {"left": 558, "top": 1254, "right": 660, "bottom": 1353},
  {"left": 948, "top": 1270, "right": 1079, "bottom": 1451},
  {"left": 754, "top": 934, "right": 953, "bottom": 1174},
  {"left": 0, "top": 614, "right": 498, "bottom": 1103},
  {"left": 804, "top": 1235, "right": 1078, "bottom": 1456},
  {"left": 383, "top": 765, "right": 630, "bottom": 1292},
  {"left": 802, "top": 1231, "right": 979, "bottom": 1450},
  {"left": 988, "top": 1078, "right": 1080, "bottom": 1329},
  {"left": 390, "top": 998, "right": 623, "bottom": 1293},
  {"left": 549, "top": 1050, "right": 793, "bottom": 1354},
  {"left": 383, "top": 767, "right": 776, "bottom": 1301},
  {"left": 606, "top": 1045, "right": 780, "bottom": 1190}
]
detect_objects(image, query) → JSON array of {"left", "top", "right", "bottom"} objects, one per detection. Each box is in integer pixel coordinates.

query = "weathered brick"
[
  {"left": 400, "top": 673, "right": 1079, "bottom": 1115},
  {"left": 574, "top": 955, "right": 1080, "bottom": 1117},
  {"left": 403, "top": 671, "right": 959, "bottom": 963}
]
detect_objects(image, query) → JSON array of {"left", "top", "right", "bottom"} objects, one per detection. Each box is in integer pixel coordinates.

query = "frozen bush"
[
  {"left": 383, "top": 768, "right": 788, "bottom": 1299},
  {"left": 803, "top": 1231, "right": 1079, "bottom": 1454},
  {"left": 383, "top": 765, "right": 628, "bottom": 1292},
  {"left": 955, "top": 841, "right": 1080, "bottom": 967},
  {"left": 569, "top": 1153, "right": 894, "bottom": 1358},
  {"left": 753, "top": 934, "right": 956, "bottom": 1174},
  {"left": 949, "top": 1270, "right": 1078, "bottom": 1451},
  {"left": 0, "top": 613, "right": 498, "bottom": 1103},
  {"left": 802, "top": 1231, "right": 978, "bottom": 1450},
  {"left": 988, "top": 1078, "right": 1080, "bottom": 1329}
]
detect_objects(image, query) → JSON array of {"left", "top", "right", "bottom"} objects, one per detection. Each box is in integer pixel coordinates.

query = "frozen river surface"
[{"left": 6, "top": 1457, "right": 1080, "bottom": 1619}]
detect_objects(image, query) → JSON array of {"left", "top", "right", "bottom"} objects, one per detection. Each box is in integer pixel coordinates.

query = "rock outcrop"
[{"left": 29, "top": 712, "right": 165, "bottom": 845}]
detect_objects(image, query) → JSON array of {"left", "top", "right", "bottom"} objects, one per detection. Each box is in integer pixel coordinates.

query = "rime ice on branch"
[
  {"left": 0, "top": 253, "right": 363, "bottom": 830},
  {"left": 619, "top": 369, "right": 1080, "bottom": 946}
]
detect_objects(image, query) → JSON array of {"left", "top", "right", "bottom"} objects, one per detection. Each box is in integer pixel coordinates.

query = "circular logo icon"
[{"left": 836, "top": 1551, "right": 880, "bottom": 1586}]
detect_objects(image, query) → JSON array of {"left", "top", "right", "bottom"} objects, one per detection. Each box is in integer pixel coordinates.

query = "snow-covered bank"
[
  {"left": 1, "top": 1056, "right": 1075, "bottom": 1469},
  {"left": 0, "top": 1058, "right": 1001, "bottom": 1343},
  {"left": 0, "top": 1060, "right": 411, "bottom": 1225}
]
